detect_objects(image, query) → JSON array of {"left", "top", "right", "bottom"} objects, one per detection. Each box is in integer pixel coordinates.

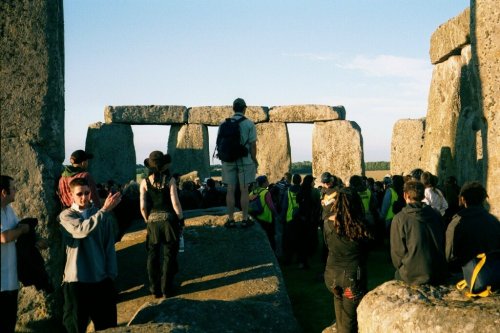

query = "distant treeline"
[{"left": 137, "top": 161, "right": 389, "bottom": 178}]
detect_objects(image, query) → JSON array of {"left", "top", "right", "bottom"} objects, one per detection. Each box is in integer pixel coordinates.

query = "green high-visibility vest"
[
  {"left": 252, "top": 188, "right": 273, "bottom": 223},
  {"left": 359, "top": 189, "right": 372, "bottom": 213},
  {"left": 385, "top": 188, "right": 398, "bottom": 221},
  {"left": 286, "top": 190, "right": 299, "bottom": 223}
]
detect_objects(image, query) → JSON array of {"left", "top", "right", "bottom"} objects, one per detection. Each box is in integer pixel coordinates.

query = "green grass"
[{"left": 280, "top": 233, "right": 395, "bottom": 333}]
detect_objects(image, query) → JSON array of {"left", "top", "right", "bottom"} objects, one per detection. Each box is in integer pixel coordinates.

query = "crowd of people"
[{"left": 2, "top": 97, "right": 499, "bottom": 333}]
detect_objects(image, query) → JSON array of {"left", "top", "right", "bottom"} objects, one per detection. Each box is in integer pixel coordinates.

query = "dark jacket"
[
  {"left": 445, "top": 206, "right": 500, "bottom": 272},
  {"left": 16, "top": 218, "right": 53, "bottom": 292},
  {"left": 390, "top": 203, "right": 447, "bottom": 285}
]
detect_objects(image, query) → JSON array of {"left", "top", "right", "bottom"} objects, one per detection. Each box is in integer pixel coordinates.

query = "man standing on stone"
[
  {"left": 218, "top": 98, "right": 258, "bottom": 228},
  {"left": 58, "top": 150, "right": 101, "bottom": 209},
  {"left": 390, "top": 180, "right": 447, "bottom": 285}
]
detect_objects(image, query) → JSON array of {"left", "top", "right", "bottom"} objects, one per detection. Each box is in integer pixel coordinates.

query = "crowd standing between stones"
[{"left": 2, "top": 98, "right": 500, "bottom": 332}]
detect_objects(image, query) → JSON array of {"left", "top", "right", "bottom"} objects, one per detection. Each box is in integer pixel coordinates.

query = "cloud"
[{"left": 338, "top": 54, "right": 431, "bottom": 81}]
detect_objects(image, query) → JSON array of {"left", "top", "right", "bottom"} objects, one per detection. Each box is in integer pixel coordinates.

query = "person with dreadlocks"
[
  {"left": 140, "top": 151, "right": 184, "bottom": 298},
  {"left": 323, "top": 187, "right": 373, "bottom": 333}
]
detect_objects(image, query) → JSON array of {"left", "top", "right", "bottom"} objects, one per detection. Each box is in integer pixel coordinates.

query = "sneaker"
[
  {"left": 240, "top": 219, "right": 254, "bottom": 228},
  {"left": 224, "top": 219, "right": 236, "bottom": 228}
]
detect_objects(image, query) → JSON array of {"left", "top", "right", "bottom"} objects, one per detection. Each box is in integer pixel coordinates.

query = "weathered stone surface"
[
  {"left": 86, "top": 122, "right": 137, "bottom": 185},
  {"left": 430, "top": 7, "right": 470, "bottom": 64},
  {"left": 188, "top": 105, "right": 268, "bottom": 125},
  {"left": 101, "top": 213, "right": 300, "bottom": 333},
  {"left": 471, "top": 0, "right": 500, "bottom": 217},
  {"left": 357, "top": 280, "right": 500, "bottom": 333},
  {"left": 312, "top": 121, "right": 364, "bottom": 185},
  {"left": 390, "top": 119, "right": 425, "bottom": 176},
  {"left": 256, "top": 123, "right": 291, "bottom": 183},
  {"left": 167, "top": 124, "right": 210, "bottom": 180},
  {"left": 420, "top": 46, "right": 478, "bottom": 182},
  {"left": 104, "top": 105, "right": 188, "bottom": 124},
  {"left": 0, "top": 1, "right": 65, "bottom": 331},
  {"left": 269, "top": 105, "right": 346, "bottom": 123}
]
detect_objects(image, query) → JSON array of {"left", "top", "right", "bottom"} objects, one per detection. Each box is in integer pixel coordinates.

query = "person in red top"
[{"left": 58, "top": 150, "right": 101, "bottom": 209}]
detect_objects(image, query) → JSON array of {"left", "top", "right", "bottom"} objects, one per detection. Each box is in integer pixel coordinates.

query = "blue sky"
[{"left": 64, "top": 0, "right": 469, "bottom": 164}]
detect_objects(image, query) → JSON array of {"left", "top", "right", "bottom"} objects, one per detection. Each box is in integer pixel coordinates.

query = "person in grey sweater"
[
  {"left": 390, "top": 180, "right": 447, "bottom": 285},
  {"left": 59, "top": 177, "right": 122, "bottom": 333}
]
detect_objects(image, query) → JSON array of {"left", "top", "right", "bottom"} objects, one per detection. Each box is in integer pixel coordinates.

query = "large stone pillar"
[
  {"left": 0, "top": 0, "right": 65, "bottom": 330},
  {"left": 86, "top": 122, "right": 136, "bottom": 185},
  {"left": 390, "top": 119, "right": 425, "bottom": 176},
  {"left": 167, "top": 124, "right": 210, "bottom": 180},
  {"left": 471, "top": 0, "right": 500, "bottom": 217},
  {"left": 256, "top": 123, "right": 291, "bottom": 183},
  {"left": 312, "top": 121, "right": 365, "bottom": 185}
]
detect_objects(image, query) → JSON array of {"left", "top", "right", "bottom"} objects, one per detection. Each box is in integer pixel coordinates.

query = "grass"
[{"left": 280, "top": 232, "right": 395, "bottom": 333}]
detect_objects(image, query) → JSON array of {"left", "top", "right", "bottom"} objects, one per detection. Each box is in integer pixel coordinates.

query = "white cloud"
[{"left": 338, "top": 54, "right": 431, "bottom": 81}]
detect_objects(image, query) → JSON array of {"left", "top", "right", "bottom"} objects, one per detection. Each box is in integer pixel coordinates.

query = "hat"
[
  {"left": 321, "top": 172, "right": 333, "bottom": 184},
  {"left": 256, "top": 175, "right": 267, "bottom": 186},
  {"left": 233, "top": 98, "right": 247, "bottom": 112},
  {"left": 70, "top": 150, "right": 93, "bottom": 164},
  {"left": 144, "top": 151, "right": 171, "bottom": 172}
]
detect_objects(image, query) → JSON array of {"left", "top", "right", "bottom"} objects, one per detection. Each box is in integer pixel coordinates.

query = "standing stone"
[
  {"left": 420, "top": 46, "right": 477, "bottom": 182},
  {"left": 188, "top": 105, "right": 268, "bottom": 125},
  {"left": 256, "top": 123, "right": 291, "bottom": 183},
  {"left": 86, "top": 122, "right": 136, "bottom": 185},
  {"left": 167, "top": 124, "right": 210, "bottom": 180},
  {"left": 0, "top": 0, "right": 64, "bottom": 330},
  {"left": 471, "top": 0, "right": 500, "bottom": 217},
  {"left": 390, "top": 119, "right": 425, "bottom": 176},
  {"left": 269, "top": 105, "right": 346, "bottom": 123},
  {"left": 104, "top": 105, "right": 188, "bottom": 124},
  {"left": 312, "top": 121, "right": 365, "bottom": 184}
]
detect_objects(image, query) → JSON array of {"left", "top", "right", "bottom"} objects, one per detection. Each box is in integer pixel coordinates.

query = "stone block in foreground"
[
  {"left": 430, "top": 7, "right": 470, "bottom": 64},
  {"left": 357, "top": 280, "right": 500, "bottom": 333},
  {"left": 390, "top": 118, "right": 425, "bottom": 176}
]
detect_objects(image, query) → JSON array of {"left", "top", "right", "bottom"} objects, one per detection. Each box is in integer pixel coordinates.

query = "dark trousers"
[
  {"left": 62, "top": 278, "right": 117, "bottom": 333},
  {"left": 146, "top": 219, "right": 179, "bottom": 296},
  {"left": 257, "top": 220, "right": 275, "bottom": 251},
  {"left": 0, "top": 290, "right": 18, "bottom": 333}
]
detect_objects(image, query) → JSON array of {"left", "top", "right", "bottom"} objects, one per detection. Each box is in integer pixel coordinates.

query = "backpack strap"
[{"left": 456, "top": 253, "right": 493, "bottom": 297}]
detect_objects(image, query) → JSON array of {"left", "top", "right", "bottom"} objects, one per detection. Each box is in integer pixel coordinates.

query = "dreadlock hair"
[{"left": 330, "top": 187, "right": 372, "bottom": 241}]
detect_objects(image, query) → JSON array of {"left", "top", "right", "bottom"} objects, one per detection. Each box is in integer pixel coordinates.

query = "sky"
[{"left": 64, "top": 0, "right": 469, "bottom": 165}]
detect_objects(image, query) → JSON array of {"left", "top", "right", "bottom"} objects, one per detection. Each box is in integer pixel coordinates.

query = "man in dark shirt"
[
  {"left": 445, "top": 181, "right": 500, "bottom": 273},
  {"left": 390, "top": 181, "right": 447, "bottom": 285}
]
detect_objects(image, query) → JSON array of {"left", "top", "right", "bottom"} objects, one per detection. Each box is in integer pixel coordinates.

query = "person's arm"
[
  {"left": 264, "top": 192, "right": 278, "bottom": 216},
  {"left": 0, "top": 223, "right": 29, "bottom": 243},
  {"left": 139, "top": 179, "right": 149, "bottom": 221},
  {"left": 170, "top": 178, "right": 183, "bottom": 220},
  {"left": 250, "top": 141, "right": 258, "bottom": 167},
  {"left": 390, "top": 216, "right": 404, "bottom": 270}
]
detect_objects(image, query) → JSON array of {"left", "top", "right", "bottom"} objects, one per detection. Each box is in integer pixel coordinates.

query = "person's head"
[
  {"left": 403, "top": 180, "right": 425, "bottom": 203},
  {"left": 321, "top": 172, "right": 336, "bottom": 188},
  {"left": 302, "top": 175, "right": 315, "bottom": 189},
  {"left": 144, "top": 151, "right": 172, "bottom": 175},
  {"left": 70, "top": 150, "right": 93, "bottom": 169},
  {"left": 392, "top": 175, "right": 405, "bottom": 194},
  {"left": 410, "top": 168, "right": 424, "bottom": 182},
  {"left": 233, "top": 98, "right": 247, "bottom": 114},
  {"left": 0, "top": 175, "right": 16, "bottom": 206},
  {"left": 69, "top": 177, "right": 92, "bottom": 209},
  {"left": 330, "top": 187, "right": 371, "bottom": 240},
  {"left": 206, "top": 178, "right": 216, "bottom": 189},
  {"left": 420, "top": 171, "right": 433, "bottom": 188},
  {"left": 256, "top": 175, "right": 269, "bottom": 188},
  {"left": 292, "top": 174, "right": 302, "bottom": 186},
  {"left": 383, "top": 175, "right": 392, "bottom": 188},
  {"left": 283, "top": 172, "right": 292, "bottom": 183},
  {"left": 459, "top": 181, "right": 487, "bottom": 207},
  {"left": 349, "top": 175, "right": 364, "bottom": 192}
]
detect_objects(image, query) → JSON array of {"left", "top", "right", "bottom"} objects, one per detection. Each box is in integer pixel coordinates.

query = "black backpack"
[{"left": 215, "top": 116, "right": 249, "bottom": 162}]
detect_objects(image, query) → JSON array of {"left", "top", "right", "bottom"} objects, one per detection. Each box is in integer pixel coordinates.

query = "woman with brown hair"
[
  {"left": 324, "top": 187, "right": 373, "bottom": 333},
  {"left": 139, "top": 151, "right": 184, "bottom": 298}
]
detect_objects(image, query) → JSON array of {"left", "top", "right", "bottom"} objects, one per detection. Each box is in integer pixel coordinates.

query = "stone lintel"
[
  {"left": 430, "top": 7, "right": 470, "bottom": 64},
  {"left": 269, "top": 105, "right": 345, "bottom": 123},
  {"left": 104, "top": 105, "right": 188, "bottom": 124},
  {"left": 188, "top": 106, "right": 268, "bottom": 126}
]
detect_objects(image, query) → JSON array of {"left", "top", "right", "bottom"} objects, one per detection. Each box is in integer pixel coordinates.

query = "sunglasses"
[{"left": 75, "top": 191, "right": 91, "bottom": 197}]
